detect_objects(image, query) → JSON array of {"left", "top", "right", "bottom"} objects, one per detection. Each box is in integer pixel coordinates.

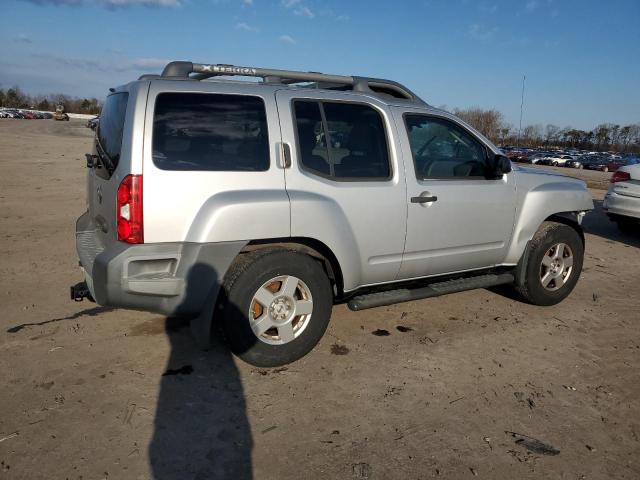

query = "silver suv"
[{"left": 71, "top": 61, "right": 594, "bottom": 367}]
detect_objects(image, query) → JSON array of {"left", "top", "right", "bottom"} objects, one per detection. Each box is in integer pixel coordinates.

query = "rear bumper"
[
  {"left": 75, "top": 211, "right": 246, "bottom": 316},
  {"left": 603, "top": 191, "right": 640, "bottom": 220}
]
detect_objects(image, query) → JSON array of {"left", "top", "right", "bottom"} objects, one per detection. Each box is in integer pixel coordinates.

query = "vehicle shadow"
[
  {"left": 149, "top": 264, "right": 254, "bottom": 480},
  {"left": 5, "top": 306, "right": 115, "bottom": 333},
  {"left": 582, "top": 200, "right": 640, "bottom": 248}
]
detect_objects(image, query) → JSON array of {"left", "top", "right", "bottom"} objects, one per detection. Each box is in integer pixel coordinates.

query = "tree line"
[
  {"left": 2, "top": 84, "right": 638, "bottom": 152},
  {"left": 0, "top": 86, "right": 102, "bottom": 115},
  {"left": 450, "top": 107, "right": 640, "bottom": 154}
]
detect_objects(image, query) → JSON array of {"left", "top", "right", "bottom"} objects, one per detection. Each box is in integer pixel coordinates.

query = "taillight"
[
  {"left": 116, "top": 174, "right": 143, "bottom": 244},
  {"left": 611, "top": 171, "right": 631, "bottom": 183}
]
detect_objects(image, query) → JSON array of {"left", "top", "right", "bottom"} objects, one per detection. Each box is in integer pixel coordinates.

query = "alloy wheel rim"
[
  {"left": 248, "top": 275, "right": 313, "bottom": 345},
  {"left": 539, "top": 243, "right": 574, "bottom": 291}
]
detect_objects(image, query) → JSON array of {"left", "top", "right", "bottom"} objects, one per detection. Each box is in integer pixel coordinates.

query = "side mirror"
[{"left": 491, "top": 154, "right": 512, "bottom": 177}]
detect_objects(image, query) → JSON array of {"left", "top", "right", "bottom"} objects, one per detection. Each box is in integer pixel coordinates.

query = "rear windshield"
[
  {"left": 97, "top": 92, "right": 129, "bottom": 166},
  {"left": 152, "top": 93, "right": 269, "bottom": 171}
]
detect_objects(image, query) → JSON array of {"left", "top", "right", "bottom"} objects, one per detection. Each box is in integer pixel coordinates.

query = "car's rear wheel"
[
  {"left": 515, "top": 221, "right": 584, "bottom": 306},
  {"left": 220, "top": 249, "right": 333, "bottom": 367}
]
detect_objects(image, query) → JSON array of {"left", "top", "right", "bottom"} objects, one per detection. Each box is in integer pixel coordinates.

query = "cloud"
[
  {"left": 29, "top": 52, "right": 170, "bottom": 73},
  {"left": 236, "top": 22, "right": 258, "bottom": 32},
  {"left": 123, "top": 57, "right": 171, "bottom": 71},
  {"left": 466, "top": 23, "right": 498, "bottom": 42},
  {"left": 279, "top": 34, "right": 296, "bottom": 44},
  {"left": 478, "top": 2, "right": 497, "bottom": 13},
  {"left": 525, "top": 0, "right": 538, "bottom": 12},
  {"left": 281, "top": 0, "right": 314, "bottom": 19},
  {"left": 14, "top": 34, "right": 33, "bottom": 44},
  {"left": 20, "top": 0, "right": 82, "bottom": 4},
  {"left": 103, "top": 0, "right": 181, "bottom": 7},
  {"left": 242, "top": 0, "right": 253, "bottom": 4},
  {"left": 294, "top": 5, "right": 314, "bottom": 18},
  {"left": 19, "top": 0, "right": 182, "bottom": 7},
  {"left": 31, "top": 52, "right": 102, "bottom": 70},
  {"left": 336, "top": 14, "right": 349, "bottom": 21}
]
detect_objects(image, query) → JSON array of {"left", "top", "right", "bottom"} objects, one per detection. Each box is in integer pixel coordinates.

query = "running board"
[{"left": 347, "top": 273, "right": 515, "bottom": 311}]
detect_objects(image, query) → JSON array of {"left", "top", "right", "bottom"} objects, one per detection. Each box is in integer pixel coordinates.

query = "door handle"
[
  {"left": 411, "top": 195, "right": 438, "bottom": 203},
  {"left": 282, "top": 142, "right": 292, "bottom": 168}
]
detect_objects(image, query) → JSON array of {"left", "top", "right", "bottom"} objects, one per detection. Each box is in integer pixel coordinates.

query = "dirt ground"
[{"left": 1, "top": 119, "right": 639, "bottom": 480}]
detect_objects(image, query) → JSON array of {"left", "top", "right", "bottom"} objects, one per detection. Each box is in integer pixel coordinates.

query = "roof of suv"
[{"left": 137, "top": 61, "right": 429, "bottom": 108}]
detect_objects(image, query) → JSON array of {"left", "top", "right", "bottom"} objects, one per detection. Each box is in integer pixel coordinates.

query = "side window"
[
  {"left": 404, "top": 115, "right": 488, "bottom": 179},
  {"left": 152, "top": 93, "right": 269, "bottom": 171},
  {"left": 293, "top": 100, "right": 390, "bottom": 180}
]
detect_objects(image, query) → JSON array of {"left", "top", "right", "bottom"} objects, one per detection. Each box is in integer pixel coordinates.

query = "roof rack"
[{"left": 154, "top": 61, "right": 426, "bottom": 104}]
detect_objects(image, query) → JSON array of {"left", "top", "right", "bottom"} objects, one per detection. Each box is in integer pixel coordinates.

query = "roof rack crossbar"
[{"left": 160, "top": 61, "right": 426, "bottom": 104}]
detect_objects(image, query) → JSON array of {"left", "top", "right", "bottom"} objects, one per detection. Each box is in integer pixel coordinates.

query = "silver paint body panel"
[{"left": 78, "top": 77, "right": 594, "bottom": 306}]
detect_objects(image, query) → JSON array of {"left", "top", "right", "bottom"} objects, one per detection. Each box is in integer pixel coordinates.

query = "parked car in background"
[
  {"left": 528, "top": 152, "right": 549, "bottom": 164},
  {"left": 565, "top": 158, "right": 585, "bottom": 169},
  {"left": 603, "top": 163, "right": 640, "bottom": 233},
  {"left": 547, "top": 154, "right": 575, "bottom": 166},
  {"left": 607, "top": 157, "right": 640, "bottom": 172},
  {"left": 583, "top": 155, "right": 611, "bottom": 172},
  {"left": 87, "top": 116, "right": 99, "bottom": 130}
]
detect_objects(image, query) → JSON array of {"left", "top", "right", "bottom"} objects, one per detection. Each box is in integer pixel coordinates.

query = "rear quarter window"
[{"left": 152, "top": 93, "right": 269, "bottom": 171}]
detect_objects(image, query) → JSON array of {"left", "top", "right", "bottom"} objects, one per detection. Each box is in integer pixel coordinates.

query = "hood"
[{"left": 512, "top": 164, "right": 571, "bottom": 179}]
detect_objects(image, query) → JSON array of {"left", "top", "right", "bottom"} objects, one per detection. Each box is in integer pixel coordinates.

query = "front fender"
[{"left": 505, "top": 179, "right": 593, "bottom": 264}]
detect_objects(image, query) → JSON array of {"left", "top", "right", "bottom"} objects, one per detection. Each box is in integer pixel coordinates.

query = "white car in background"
[
  {"left": 603, "top": 163, "right": 640, "bottom": 233},
  {"left": 546, "top": 154, "right": 575, "bottom": 166}
]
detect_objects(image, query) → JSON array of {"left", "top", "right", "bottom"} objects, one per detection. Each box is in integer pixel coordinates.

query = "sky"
[{"left": 0, "top": 0, "right": 638, "bottom": 130}]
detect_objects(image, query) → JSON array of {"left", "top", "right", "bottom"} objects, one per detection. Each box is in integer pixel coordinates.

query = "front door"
[{"left": 394, "top": 110, "right": 517, "bottom": 280}]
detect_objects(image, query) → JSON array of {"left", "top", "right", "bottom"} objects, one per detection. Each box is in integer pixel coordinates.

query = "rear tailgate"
[{"left": 79, "top": 82, "right": 148, "bottom": 275}]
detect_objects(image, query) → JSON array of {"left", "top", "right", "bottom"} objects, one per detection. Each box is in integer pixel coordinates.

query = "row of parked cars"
[
  {"left": 0, "top": 108, "right": 54, "bottom": 119},
  {"left": 502, "top": 147, "right": 639, "bottom": 173}
]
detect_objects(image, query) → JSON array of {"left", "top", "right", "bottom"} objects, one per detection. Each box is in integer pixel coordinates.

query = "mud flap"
[{"left": 514, "top": 240, "right": 532, "bottom": 287}]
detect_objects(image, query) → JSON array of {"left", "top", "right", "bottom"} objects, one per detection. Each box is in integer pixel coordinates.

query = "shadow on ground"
[
  {"left": 6, "top": 306, "right": 114, "bottom": 333},
  {"left": 149, "top": 264, "right": 253, "bottom": 480},
  {"left": 582, "top": 200, "right": 640, "bottom": 248}
]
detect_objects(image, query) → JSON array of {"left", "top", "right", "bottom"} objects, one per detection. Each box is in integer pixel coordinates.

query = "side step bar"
[{"left": 347, "top": 273, "right": 514, "bottom": 311}]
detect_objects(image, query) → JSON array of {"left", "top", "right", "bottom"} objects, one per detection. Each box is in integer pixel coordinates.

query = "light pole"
[{"left": 517, "top": 74, "right": 526, "bottom": 147}]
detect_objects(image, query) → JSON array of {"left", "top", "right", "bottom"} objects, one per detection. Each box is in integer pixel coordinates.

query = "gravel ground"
[{"left": 1, "top": 119, "right": 639, "bottom": 480}]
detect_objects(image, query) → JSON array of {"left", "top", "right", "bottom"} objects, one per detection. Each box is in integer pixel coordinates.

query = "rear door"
[
  {"left": 394, "top": 109, "right": 517, "bottom": 279},
  {"left": 275, "top": 89, "right": 407, "bottom": 290}
]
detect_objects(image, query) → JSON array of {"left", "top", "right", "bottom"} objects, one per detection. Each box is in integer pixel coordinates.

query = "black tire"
[
  {"left": 514, "top": 221, "right": 584, "bottom": 306},
  {"left": 220, "top": 249, "right": 333, "bottom": 367}
]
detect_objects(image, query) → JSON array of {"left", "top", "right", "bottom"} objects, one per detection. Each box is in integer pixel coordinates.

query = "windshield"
[{"left": 97, "top": 92, "right": 129, "bottom": 170}]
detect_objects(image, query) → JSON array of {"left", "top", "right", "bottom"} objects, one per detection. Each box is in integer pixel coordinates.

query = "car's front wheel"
[
  {"left": 515, "top": 221, "right": 584, "bottom": 306},
  {"left": 220, "top": 249, "right": 333, "bottom": 367}
]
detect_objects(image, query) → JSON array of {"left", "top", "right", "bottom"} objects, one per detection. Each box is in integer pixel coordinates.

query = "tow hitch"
[{"left": 70, "top": 281, "right": 94, "bottom": 302}]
